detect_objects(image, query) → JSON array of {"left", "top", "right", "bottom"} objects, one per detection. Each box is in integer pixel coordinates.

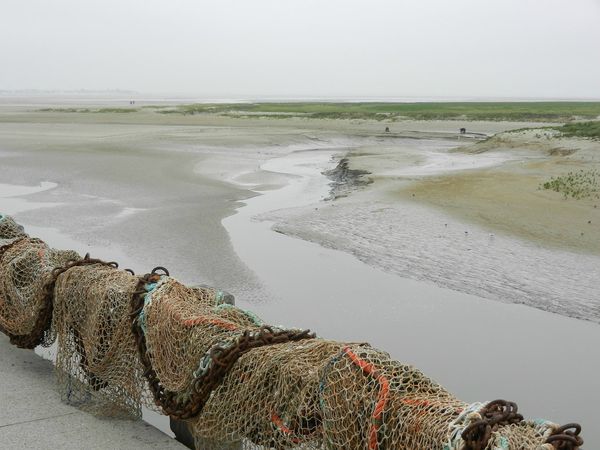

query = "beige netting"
[
  {"left": 190, "top": 344, "right": 558, "bottom": 450},
  {"left": 142, "top": 278, "right": 261, "bottom": 394},
  {"left": 0, "top": 215, "right": 78, "bottom": 348},
  {"left": 0, "top": 214, "right": 584, "bottom": 450},
  {"left": 0, "top": 214, "right": 26, "bottom": 239},
  {"left": 52, "top": 264, "right": 144, "bottom": 418}
]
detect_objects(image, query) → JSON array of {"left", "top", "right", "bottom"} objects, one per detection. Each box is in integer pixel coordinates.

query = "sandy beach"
[{"left": 1, "top": 101, "right": 599, "bottom": 447}]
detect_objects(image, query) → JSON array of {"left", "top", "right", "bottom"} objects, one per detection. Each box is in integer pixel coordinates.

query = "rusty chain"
[
  {"left": 461, "top": 399, "right": 524, "bottom": 450},
  {"left": 546, "top": 423, "right": 583, "bottom": 449},
  {"left": 1, "top": 246, "right": 120, "bottom": 349},
  {"left": 130, "top": 268, "right": 316, "bottom": 419}
]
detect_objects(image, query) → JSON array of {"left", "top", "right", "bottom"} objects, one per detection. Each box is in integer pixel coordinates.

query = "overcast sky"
[{"left": 1, "top": 0, "right": 599, "bottom": 99}]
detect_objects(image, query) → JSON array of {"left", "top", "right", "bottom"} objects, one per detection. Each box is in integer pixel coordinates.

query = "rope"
[{"left": 342, "top": 346, "right": 391, "bottom": 450}]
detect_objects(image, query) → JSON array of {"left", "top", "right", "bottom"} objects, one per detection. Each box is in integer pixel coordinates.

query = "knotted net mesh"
[{"left": 52, "top": 264, "right": 145, "bottom": 418}]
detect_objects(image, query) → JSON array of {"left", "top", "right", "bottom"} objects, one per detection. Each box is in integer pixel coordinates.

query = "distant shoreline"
[{"left": 24, "top": 100, "right": 600, "bottom": 123}]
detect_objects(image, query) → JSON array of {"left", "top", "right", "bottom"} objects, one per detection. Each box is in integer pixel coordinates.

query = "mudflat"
[{"left": 397, "top": 129, "right": 600, "bottom": 254}]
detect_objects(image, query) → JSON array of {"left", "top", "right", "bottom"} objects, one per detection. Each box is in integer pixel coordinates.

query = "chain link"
[
  {"left": 130, "top": 268, "right": 316, "bottom": 420},
  {"left": 461, "top": 400, "right": 524, "bottom": 450},
  {"left": 546, "top": 423, "right": 583, "bottom": 449},
  {"left": 1, "top": 247, "right": 119, "bottom": 349}
]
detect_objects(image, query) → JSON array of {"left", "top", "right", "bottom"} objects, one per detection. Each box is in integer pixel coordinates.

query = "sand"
[{"left": 398, "top": 130, "right": 600, "bottom": 254}]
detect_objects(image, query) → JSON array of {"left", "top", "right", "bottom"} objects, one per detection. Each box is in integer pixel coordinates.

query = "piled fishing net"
[
  {"left": 132, "top": 271, "right": 315, "bottom": 419},
  {"left": 191, "top": 346, "right": 576, "bottom": 450},
  {"left": 0, "top": 214, "right": 26, "bottom": 240},
  {"left": 0, "top": 214, "right": 78, "bottom": 348},
  {"left": 0, "top": 214, "right": 584, "bottom": 449},
  {"left": 52, "top": 263, "right": 144, "bottom": 418}
]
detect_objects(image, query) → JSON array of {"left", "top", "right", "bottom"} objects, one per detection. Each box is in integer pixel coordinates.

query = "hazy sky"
[{"left": 1, "top": 0, "right": 599, "bottom": 99}]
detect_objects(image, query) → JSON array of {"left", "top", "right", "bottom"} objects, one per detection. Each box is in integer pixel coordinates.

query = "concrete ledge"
[{"left": 0, "top": 334, "right": 185, "bottom": 450}]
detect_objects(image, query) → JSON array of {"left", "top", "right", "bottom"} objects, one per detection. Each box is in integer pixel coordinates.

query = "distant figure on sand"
[
  {"left": 460, "top": 127, "right": 466, "bottom": 134},
  {"left": 385, "top": 126, "right": 390, "bottom": 133}
]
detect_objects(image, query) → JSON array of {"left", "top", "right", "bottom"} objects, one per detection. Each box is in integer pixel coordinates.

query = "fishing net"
[
  {"left": 190, "top": 345, "right": 563, "bottom": 450},
  {"left": 0, "top": 215, "right": 78, "bottom": 348},
  {"left": 0, "top": 214, "right": 584, "bottom": 450},
  {"left": 0, "top": 214, "right": 26, "bottom": 239},
  {"left": 52, "top": 264, "right": 144, "bottom": 418}
]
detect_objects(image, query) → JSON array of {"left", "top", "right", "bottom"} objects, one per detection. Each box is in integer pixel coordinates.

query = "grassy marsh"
[
  {"left": 155, "top": 101, "right": 600, "bottom": 122},
  {"left": 558, "top": 121, "right": 600, "bottom": 139},
  {"left": 504, "top": 121, "right": 600, "bottom": 140}
]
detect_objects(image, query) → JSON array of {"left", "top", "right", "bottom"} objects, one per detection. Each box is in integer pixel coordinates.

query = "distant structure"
[{"left": 460, "top": 127, "right": 467, "bottom": 134}]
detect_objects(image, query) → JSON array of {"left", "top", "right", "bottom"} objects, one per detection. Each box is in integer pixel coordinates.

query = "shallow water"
[
  {"left": 0, "top": 181, "right": 61, "bottom": 215},
  {"left": 267, "top": 200, "right": 600, "bottom": 324},
  {"left": 224, "top": 147, "right": 600, "bottom": 448}
]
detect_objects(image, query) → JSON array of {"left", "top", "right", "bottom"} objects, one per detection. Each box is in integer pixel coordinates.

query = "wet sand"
[
  {"left": 1, "top": 103, "right": 599, "bottom": 447},
  {"left": 401, "top": 129, "right": 600, "bottom": 254}
]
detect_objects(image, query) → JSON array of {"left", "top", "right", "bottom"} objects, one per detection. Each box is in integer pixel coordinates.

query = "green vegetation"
[
  {"left": 556, "top": 121, "right": 600, "bottom": 139},
  {"left": 156, "top": 102, "right": 600, "bottom": 122},
  {"left": 38, "top": 107, "right": 137, "bottom": 113},
  {"left": 541, "top": 169, "right": 600, "bottom": 200},
  {"left": 503, "top": 121, "right": 600, "bottom": 139},
  {"left": 35, "top": 102, "right": 600, "bottom": 122}
]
